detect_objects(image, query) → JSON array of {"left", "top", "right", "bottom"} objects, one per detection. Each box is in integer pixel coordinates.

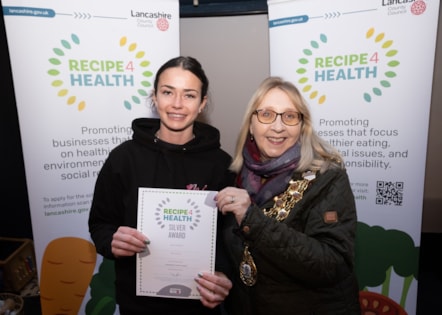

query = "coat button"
[{"left": 242, "top": 225, "right": 250, "bottom": 233}]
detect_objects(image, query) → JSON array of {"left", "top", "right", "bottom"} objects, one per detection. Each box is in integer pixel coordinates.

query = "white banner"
[
  {"left": 268, "top": 0, "right": 439, "bottom": 314},
  {"left": 2, "top": 0, "right": 179, "bottom": 314}
]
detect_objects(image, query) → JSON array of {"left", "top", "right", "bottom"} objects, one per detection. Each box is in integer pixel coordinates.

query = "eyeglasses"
[{"left": 253, "top": 109, "right": 303, "bottom": 126}]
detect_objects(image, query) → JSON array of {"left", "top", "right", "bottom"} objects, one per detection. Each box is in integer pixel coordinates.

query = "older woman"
[{"left": 216, "top": 76, "right": 361, "bottom": 315}]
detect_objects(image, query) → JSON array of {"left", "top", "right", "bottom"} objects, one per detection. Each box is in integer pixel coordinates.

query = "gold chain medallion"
[
  {"left": 263, "top": 171, "right": 316, "bottom": 221},
  {"left": 239, "top": 171, "right": 316, "bottom": 286},
  {"left": 239, "top": 245, "right": 257, "bottom": 286}
]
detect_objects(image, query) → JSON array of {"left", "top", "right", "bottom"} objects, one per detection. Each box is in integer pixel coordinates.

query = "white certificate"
[{"left": 136, "top": 188, "right": 218, "bottom": 299}]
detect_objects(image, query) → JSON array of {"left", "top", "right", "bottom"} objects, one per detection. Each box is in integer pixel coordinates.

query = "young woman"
[{"left": 89, "top": 56, "right": 234, "bottom": 315}]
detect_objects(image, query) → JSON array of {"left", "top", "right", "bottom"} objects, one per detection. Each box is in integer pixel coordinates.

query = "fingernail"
[
  {"left": 197, "top": 272, "right": 203, "bottom": 278},
  {"left": 144, "top": 239, "right": 150, "bottom": 245}
]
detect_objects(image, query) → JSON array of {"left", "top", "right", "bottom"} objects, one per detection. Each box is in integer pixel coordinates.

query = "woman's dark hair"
[{"left": 153, "top": 56, "right": 209, "bottom": 102}]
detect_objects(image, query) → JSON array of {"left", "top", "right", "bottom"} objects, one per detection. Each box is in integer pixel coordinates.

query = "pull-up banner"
[
  {"left": 267, "top": 0, "right": 439, "bottom": 314},
  {"left": 2, "top": 0, "right": 179, "bottom": 314}
]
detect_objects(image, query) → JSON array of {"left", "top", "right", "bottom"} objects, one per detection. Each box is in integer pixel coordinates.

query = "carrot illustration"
[{"left": 39, "top": 237, "right": 97, "bottom": 315}]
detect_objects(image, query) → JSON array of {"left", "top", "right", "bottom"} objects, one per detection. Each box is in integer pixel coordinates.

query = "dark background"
[{"left": 1, "top": 6, "right": 33, "bottom": 240}]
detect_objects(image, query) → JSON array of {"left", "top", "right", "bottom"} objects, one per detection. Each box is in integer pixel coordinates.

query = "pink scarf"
[{"left": 238, "top": 136, "right": 301, "bottom": 206}]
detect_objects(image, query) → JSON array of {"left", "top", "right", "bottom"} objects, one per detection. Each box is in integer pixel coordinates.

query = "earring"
[{"left": 250, "top": 134, "right": 254, "bottom": 142}]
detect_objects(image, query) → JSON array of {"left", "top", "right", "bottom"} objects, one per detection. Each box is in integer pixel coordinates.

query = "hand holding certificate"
[{"left": 136, "top": 188, "right": 218, "bottom": 299}]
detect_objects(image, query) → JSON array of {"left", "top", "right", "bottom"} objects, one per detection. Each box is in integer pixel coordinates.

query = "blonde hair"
[{"left": 230, "top": 76, "right": 344, "bottom": 174}]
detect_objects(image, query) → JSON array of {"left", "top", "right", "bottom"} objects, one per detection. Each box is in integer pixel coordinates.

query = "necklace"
[
  {"left": 239, "top": 170, "right": 316, "bottom": 286},
  {"left": 263, "top": 170, "right": 316, "bottom": 221},
  {"left": 239, "top": 244, "right": 257, "bottom": 286}
]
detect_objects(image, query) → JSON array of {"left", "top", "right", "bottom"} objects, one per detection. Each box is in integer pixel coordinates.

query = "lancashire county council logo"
[
  {"left": 411, "top": 0, "right": 426, "bottom": 15},
  {"left": 47, "top": 33, "right": 153, "bottom": 111},
  {"left": 295, "top": 29, "right": 399, "bottom": 105},
  {"left": 156, "top": 18, "right": 169, "bottom": 31}
]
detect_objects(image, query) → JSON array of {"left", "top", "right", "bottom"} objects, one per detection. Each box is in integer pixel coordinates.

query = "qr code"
[{"left": 376, "top": 181, "right": 403, "bottom": 206}]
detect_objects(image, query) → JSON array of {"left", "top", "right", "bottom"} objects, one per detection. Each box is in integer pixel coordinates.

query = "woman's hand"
[
  {"left": 216, "top": 187, "right": 252, "bottom": 225},
  {"left": 111, "top": 226, "right": 149, "bottom": 258},
  {"left": 195, "top": 271, "right": 232, "bottom": 308}
]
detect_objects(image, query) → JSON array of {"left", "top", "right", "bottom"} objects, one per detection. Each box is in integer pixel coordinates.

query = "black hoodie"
[{"left": 89, "top": 117, "right": 235, "bottom": 314}]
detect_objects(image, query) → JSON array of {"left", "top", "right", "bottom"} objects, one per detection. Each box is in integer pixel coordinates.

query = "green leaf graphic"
[
  {"left": 373, "top": 88, "right": 382, "bottom": 96},
  {"left": 380, "top": 80, "right": 391, "bottom": 88},
  {"left": 53, "top": 48, "right": 64, "bottom": 56},
  {"left": 386, "top": 50, "right": 398, "bottom": 57},
  {"left": 385, "top": 71, "right": 397, "bottom": 78},
  {"left": 48, "top": 69, "right": 60, "bottom": 76},
  {"left": 296, "top": 68, "right": 307, "bottom": 74},
  {"left": 363, "top": 93, "right": 372, "bottom": 102},
  {"left": 299, "top": 58, "right": 308, "bottom": 65},
  {"left": 49, "top": 58, "right": 61, "bottom": 65},
  {"left": 387, "top": 60, "right": 400, "bottom": 67},
  {"left": 61, "top": 40, "right": 71, "bottom": 49},
  {"left": 132, "top": 96, "right": 141, "bottom": 104},
  {"left": 71, "top": 34, "right": 80, "bottom": 44},
  {"left": 137, "top": 89, "right": 148, "bottom": 96},
  {"left": 303, "top": 49, "right": 312, "bottom": 56}
]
